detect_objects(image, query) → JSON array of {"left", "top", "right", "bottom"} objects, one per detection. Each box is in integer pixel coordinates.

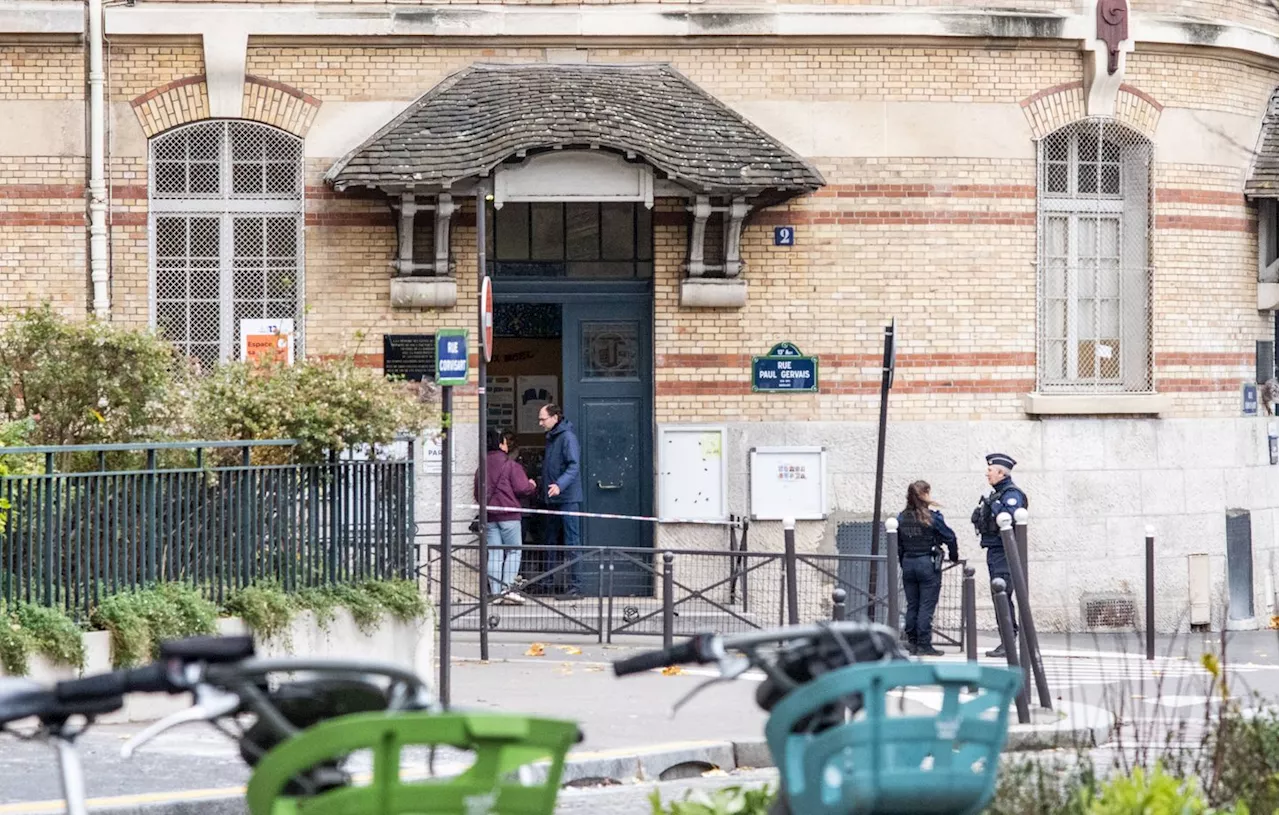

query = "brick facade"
[{"left": 1, "top": 39, "right": 1272, "bottom": 422}]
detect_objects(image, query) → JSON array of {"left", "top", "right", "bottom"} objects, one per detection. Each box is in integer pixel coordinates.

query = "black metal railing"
[
  {"left": 417, "top": 541, "right": 962, "bottom": 645},
  {"left": 0, "top": 440, "right": 415, "bottom": 617}
]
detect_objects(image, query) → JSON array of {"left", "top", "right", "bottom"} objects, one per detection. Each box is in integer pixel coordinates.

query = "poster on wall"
[
  {"left": 516, "top": 375, "right": 558, "bottom": 434},
  {"left": 487, "top": 376, "right": 516, "bottom": 432},
  {"left": 240, "top": 319, "right": 295, "bottom": 366}
]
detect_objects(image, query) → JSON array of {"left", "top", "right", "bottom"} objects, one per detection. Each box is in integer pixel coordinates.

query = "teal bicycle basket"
[{"left": 764, "top": 661, "right": 1023, "bottom": 815}]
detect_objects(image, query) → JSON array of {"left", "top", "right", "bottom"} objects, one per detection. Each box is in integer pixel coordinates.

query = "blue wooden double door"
[{"left": 497, "top": 285, "right": 653, "bottom": 594}]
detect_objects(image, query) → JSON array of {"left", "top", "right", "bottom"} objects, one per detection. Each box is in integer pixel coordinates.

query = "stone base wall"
[{"left": 417, "top": 416, "right": 1278, "bottom": 633}]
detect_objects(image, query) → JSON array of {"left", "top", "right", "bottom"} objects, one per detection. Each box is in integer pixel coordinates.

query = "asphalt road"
[{"left": 0, "top": 628, "right": 1273, "bottom": 810}]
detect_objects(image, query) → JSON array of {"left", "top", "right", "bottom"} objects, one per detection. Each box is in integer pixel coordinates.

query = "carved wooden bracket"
[{"left": 1097, "top": 0, "right": 1129, "bottom": 76}]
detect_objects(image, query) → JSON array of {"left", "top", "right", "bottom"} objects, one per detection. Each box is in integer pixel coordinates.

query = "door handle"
[{"left": 597, "top": 481, "right": 623, "bottom": 491}]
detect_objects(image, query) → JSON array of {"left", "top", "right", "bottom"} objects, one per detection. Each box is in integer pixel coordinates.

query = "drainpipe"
[{"left": 87, "top": 0, "right": 109, "bottom": 319}]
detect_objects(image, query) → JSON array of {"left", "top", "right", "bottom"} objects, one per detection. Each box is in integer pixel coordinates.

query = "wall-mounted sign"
[
  {"left": 749, "top": 446, "right": 829, "bottom": 521},
  {"left": 1242, "top": 382, "right": 1259, "bottom": 416},
  {"left": 240, "top": 319, "right": 294, "bottom": 366},
  {"left": 752, "top": 342, "right": 818, "bottom": 393},
  {"left": 383, "top": 334, "right": 435, "bottom": 382},
  {"left": 435, "top": 329, "right": 469, "bottom": 386},
  {"left": 773, "top": 226, "right": 795, "bottom": 247}
]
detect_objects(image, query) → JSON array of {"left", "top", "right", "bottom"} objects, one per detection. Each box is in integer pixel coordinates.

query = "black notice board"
[{"left": 383, "top": 334, "right": 436, "bottom": 381}]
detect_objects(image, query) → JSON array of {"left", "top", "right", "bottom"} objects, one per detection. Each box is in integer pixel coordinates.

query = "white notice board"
[
  {"left": 749, "top": 446, "right": 828, "bottom": 521},
  {"left": 658, "top": 425, "right": 728, "bottom": 522}
]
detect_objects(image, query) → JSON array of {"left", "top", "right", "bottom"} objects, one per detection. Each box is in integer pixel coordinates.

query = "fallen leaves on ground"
[
  {"left": 555, "top": 662, "right": 574, "bottom": 676},
  {"left": 585, "top": 666, "right": 605, "bottom": 673},
  {"left": 1270, "top": 615, "right": 1278, "bottom": 630},
  {"left": 661, "top": 665, "right": 685, "bottom": 676},
  {"left": 555, "top": 645, "right": 583, "bottom": 656},
  {"left": 525, "top": 643, "right": 546, "bottom": 657},
  {"left": 701, "top": 768, "right": 727, "bottom": 777}
]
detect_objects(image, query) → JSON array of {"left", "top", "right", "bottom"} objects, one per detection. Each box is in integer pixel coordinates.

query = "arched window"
[
  {"left": 1037, "top": 120, "right": 1152, "bottom": 393},
  {"left": 149, "top": 121, "right": 304, "bottom": 369}
]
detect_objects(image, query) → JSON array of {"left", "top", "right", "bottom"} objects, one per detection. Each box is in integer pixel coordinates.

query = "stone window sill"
[{"left": 1021, "top": 392, "right": 1172, "bottom": 416}]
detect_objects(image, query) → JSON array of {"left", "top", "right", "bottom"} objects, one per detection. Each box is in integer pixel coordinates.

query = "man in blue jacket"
[{"left": 538, "top": 403, "right": 584, "bottom": 599}]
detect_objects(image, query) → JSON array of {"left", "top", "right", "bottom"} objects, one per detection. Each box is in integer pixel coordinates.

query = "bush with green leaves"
[
  {"left": 222, "top": 579, "right": 428, "bottom": 643},
  {"left": 89, "top": 583, "right": 219, "bottom": 668},
  {"left": 1084, "top": 763, "right": 1247, "bottom": 815},
  {"left": 0, "top": 305, "right": 179, "bottom": 448},
  {"left": 192, "top": 357, "right": 435, "bottom": 463},
  {"left": 649, "top": 784, "right": 776, "bottom": 815},
  {"left": 0, "top": 601, "right": 84, "bottom": 675}
]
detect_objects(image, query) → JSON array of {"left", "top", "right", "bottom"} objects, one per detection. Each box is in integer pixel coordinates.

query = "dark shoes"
[
  {"left": 985, "top": 644, "right": 1007, "bottom": 658},
  {"left": 916, "top": 646, "right": 945, "bottom": 657}
]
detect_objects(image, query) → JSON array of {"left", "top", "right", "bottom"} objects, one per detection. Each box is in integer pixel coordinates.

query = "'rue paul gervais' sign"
[{"left": 752, "top": 342, "right": 819, "bottom": 393}]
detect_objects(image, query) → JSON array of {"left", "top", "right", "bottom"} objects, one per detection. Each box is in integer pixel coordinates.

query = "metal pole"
[
  {"left": 439, "top": 385, "right": 453, "bottom": 707},
  {"left": 476, "top": 188, "right": 489, "bottom": 664},
  {"left": 885, "top": 516, "right": 900, "bottom": 632},
  {"left": 832, "top": 588, "right": 847, "bottom": 622},
  {"left": 783, "top": 516, "right": 799, "bottom": 625},
  {"left": 963, "top": 565, "right": 978, "bottom": 662},
  {"left": 1014, "top": 507, "right": 1029, "bottom": 592},
  {"left": 992, "top": 577, "right": 1030, "bottom": 724},
  {"left": 867, "top": 322, "right": 894, "bottom": 620},
  {"left": 999, "top": 513, "right": 1052, "bottom": 710},
  {"left": 1145, "top": 524, "right": 1156, "bottom": 661},
  {"left": 662, "top": 551, "right": 675, "bottom": 650}
]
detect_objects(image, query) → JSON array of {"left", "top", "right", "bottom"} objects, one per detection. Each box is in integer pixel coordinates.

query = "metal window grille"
[
  {"left": 149, "top": 121, "right": 305, "bottom": 371},
  {"left": 1036, "top": 119, "right": 1153, "bottom": 393}
]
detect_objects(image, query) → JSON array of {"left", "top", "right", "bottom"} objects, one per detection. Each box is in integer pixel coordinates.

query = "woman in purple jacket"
[{"left": 476, "top": 427, "right": 537, "bottom": 604}]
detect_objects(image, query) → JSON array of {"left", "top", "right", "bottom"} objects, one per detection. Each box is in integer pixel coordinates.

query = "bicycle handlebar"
[
  {"left": 56, "top": 664, "right": 173, "bottom": 702},
  {"left": 613, "top": 637, "right": 712, "bottom": 676},
  {"left": 613, "top": 622, "right": 902, "bottom": 676}
]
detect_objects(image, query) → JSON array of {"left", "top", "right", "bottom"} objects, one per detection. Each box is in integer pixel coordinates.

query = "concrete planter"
[{"left": 1, "top": 611, "right": 436, "bottom": 724}]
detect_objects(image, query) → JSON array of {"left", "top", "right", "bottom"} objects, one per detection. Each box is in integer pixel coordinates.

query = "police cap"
[{"left": 985, "top": 452, "right": 1016, "bottom": 470}]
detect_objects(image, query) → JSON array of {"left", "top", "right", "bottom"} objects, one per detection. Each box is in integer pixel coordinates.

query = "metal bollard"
[
  {"left": 962, "top": 566, "right": 978, "bottom": 663},
  {"left": 783, "top": 517, "right": 800, "bottom": 625},
  {"left": 992, "top": 577, "right": 1030, "bottom": 724},
  {"left": 1014, "top": 507, "right": 1030, "bottom": 592},
  {"left": 662, "top": 552, "right": 675, "bottom": 650},
  {"left": 1145, "top": 525, "right": 1156, "bottom": 661},
  {"left": 832, "top": 588, "right": 847, "bottom": 621},
  {"left": 885, "top": 517, "right": 900, "bottom": 632},
  {"left": 998, "top": 513, "right": 1052, "bottom": 710}
]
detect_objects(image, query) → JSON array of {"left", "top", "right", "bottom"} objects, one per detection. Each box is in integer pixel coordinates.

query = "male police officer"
[{"left": 971, "top": 452, "right": 1027, "bottom": 658}]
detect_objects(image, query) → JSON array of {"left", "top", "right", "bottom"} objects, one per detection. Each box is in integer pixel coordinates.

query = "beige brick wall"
[
  {"left": 0, "top": 41, "right": 1272, "bottom": 425},
  {"left": 1126, "top": 50, "right": 1278, "bottom": 117},
  {"left": 0, "top": 46, "right": 82, "bottom": 101}
]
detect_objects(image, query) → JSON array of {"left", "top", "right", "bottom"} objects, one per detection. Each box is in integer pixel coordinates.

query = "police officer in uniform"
[{"left": 971, "top": 452, "right": 1027, "bottom": 658}]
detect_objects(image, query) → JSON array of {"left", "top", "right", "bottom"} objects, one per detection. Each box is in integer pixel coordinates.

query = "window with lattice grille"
[
  {"left": 149, "top": 121, "right": 304, "bottom": 370},
  {"left": 1037, "top": 120, "right": 1153, "bottom": 393}
]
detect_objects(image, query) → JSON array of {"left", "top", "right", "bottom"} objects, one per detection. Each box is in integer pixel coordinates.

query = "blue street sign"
[
  {"left": 774, "top": 226, "right": 795, "bottom": 247},
  {"left": 435, "top": 329, "right": 469, "bottom": 386},
  {"left": 752, "top": 342, "right": 819, "bottom": 392},
  {"left": 1242, "top": 382, "right": 1259, "bottom": 416}
]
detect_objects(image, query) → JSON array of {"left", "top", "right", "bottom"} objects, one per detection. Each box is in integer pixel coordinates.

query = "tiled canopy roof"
[
  {"left": 326, "top": 63, "right": 824, "bottom": 200},
  {"left": 1245, "top": 87, "right": 1278, "bottom": 200}
]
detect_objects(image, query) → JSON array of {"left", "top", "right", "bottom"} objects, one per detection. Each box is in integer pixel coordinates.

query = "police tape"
[{"left": 462, "top": 504, "right": 742, "bottom": 527}]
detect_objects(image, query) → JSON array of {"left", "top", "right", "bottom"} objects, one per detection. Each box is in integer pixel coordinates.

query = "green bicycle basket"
[
  {"left": 245, "top": 711, "right": 580, "bottom": 815},
  {"left": 764, "top": 661, "right": 1023, "bottom": 815}
]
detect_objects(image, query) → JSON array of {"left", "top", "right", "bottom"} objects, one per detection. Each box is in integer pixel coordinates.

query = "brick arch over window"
[
  {"left": 1035, "top": 119, "right": 1154, "bottom": 395},
  {"left": 130, "top": 76, "right": 321, "bottom": 139},
  {"left": 1020, "top": 82, "right": 1163, "bottom": 140}
]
